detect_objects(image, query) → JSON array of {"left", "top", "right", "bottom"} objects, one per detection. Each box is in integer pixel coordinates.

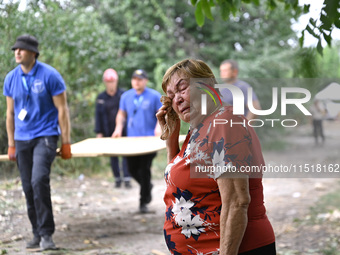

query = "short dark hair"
[{"left": 220, "top": 59, "right": 238, "bottom": 70}]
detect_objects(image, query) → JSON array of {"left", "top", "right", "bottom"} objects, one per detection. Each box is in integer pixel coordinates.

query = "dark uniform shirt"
[{"left": 95, "top": 88, "right": 126, "bottom": 137}]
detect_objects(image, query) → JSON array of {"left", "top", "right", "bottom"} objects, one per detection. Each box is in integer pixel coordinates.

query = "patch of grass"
[
  {"left": 309, "top": 181, "right": 340, "bottom": 219},
  {"left": 152, "top": 149, "right": 168, "bottom": 180},
  {"left": 277, "top": 250, "right": 299, "bottom": 255},
  {"left": 321, "top": 246, "right": 340, "bottom": 255},
  {"left": 0, "top": 162, "right": 18, "bottom": 179},
  {"left": 0, "top": 179, "right": 19, "bottom": 190},
  {"left": 52, "top": 157, "right": 108, "bottom": 177},
  {"left": 291, "top": 181, "right": 340, "bottom": 254}
]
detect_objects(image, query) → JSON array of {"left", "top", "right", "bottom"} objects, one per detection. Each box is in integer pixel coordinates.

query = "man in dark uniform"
[{"left": 95, "top": 68, "right": 131, "bottom": 188}]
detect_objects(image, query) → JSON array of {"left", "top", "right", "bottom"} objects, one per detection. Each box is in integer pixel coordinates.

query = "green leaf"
[
  {"left": 253, "top": 0, "right": 260, "bottom": 5},
  {"left": 191, "top": 0, "right": 198, "bottom": 6},
  {"left": 309, "top": 18, "right": 316, "bottom": 27},
  {"left": 303, "top": 4, "right": 310, "bottom": 13},
  {"left": 195, "top": 1, "right": 205, "bottom": 26},
  {"left": 290, "top": 0, "right": 299, "bottom": 8},
  {"left": 320, "top": 14, "right": 332, "bottom": 29},
  {"left": 233, "top": 0, "right": 241, "bottom": 11},
  {"left": 320, "top": 24, "right": 331, "bottom": 32},
  {"left": 323, "top": 32, "right": 332, "bottom": 46},
  {"left": 316, "top": 39, "right": 323, "bottom": 56},
  {"left": 225, "top": 0, "right": 237, "bottom": 16},
  {"left": 299, "top": 31, "right": 304, "bottom": 47},
  {"left": 268, "top": 0, "right": 277, "bottom": 10},
  {"left": 201, "top": 0, "right": 214, "bottom": 20},
  {"left": 208, "top": 0, "right": 215, "bottom": 7},
  {"left": 334, "top": 19, "right": 340, "bottom": 29},
  {"left": 220, "top": 1, "right": 230, "bottom": 21},
  {"left": 305, "top": 25, "right": 318, "bottom": 39}
]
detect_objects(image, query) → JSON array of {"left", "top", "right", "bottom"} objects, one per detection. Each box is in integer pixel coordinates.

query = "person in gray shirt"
[{"left": 219, "top": 59, "right": 261, "bottom": 120}]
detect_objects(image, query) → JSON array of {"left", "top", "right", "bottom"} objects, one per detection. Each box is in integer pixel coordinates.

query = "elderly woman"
[{"left": 156, "top": 59, "right": 275, "bottom": 255}]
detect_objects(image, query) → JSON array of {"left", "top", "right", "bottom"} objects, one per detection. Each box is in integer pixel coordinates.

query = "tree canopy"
[{"left": 191, "top": 0, "right": 340, "bottom": 54}]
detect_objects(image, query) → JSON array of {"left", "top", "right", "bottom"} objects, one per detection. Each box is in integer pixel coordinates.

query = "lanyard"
[
  {"left": 134, "top": 95, "right": 144, "bottom": 107},
  {"left": 21, "top": 75, "right": 35, "bottom": 93},
  {"left": 129, "top": 95, "right": 144, "bottom": 128},
  {"left": 21, "top": 75, "right": 35, "bottom": 108}
]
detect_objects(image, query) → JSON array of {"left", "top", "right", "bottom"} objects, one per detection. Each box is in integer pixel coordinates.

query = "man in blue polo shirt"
[
  {"left": 3, "top": 34, "right": 71, "bottom": 251},
  {"left": 113, "top": 69, "right": 162, "bottom": 213}
]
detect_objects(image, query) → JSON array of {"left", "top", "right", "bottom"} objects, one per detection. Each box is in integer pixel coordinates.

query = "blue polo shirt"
[
  {"left": 3, "top": 61, "right": 66, "bottom": 140},
  {"left": 120, "top": 87, "right": 162, "bottom": 137}
]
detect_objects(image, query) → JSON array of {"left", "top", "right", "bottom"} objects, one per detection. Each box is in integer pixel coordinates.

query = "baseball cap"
[
  {"left": 103, "top": 68, "right": 118, "bottom": 81},
  {"left": 11, "top": 34, "right": 40, "bottom": 57},
  {"left": 132, "top": 69, "right": 148, "bottom": 79}
]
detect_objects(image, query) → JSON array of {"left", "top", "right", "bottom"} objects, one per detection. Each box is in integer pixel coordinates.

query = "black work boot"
[
  {"left": 40, "top": 235, "right": 56, "bottom": 251},
  {"left": 139, "top": 203, "right": 149, "bottom": 214},
  {"left": 125, "top": 181, "right": 132, "bottom": 189},
  {"left": 115, "top": 180, "right": 122, "bottom": 188},
  {"left": 26, "top": 235, "right": 41, "bottom": 249}
]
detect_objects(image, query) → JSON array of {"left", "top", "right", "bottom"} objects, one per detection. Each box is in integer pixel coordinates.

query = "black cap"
[
  {"left": 132, "top": 69, "right": 148, "bottom": 79},
  {"left": 11, "top": 34, "right": 39, "bottom": 57}
]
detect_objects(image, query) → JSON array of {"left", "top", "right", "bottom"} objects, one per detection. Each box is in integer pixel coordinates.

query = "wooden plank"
[
  {"left": 0, "top": 155, "right": 9, "bottom": 162},
  {"left": 70, "top": 135, "right": 184, "bottom": 157},
  {"left": 0, "top": 135, "right": 187, "bottom": 161}
]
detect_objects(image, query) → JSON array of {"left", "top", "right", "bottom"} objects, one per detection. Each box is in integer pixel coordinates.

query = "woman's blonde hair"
[{"left": 161, "top": 59, "right": 216, "bottom": 93}]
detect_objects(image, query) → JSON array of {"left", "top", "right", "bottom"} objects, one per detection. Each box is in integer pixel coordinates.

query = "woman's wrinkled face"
[
  {"left": 166, "top": 72, "right": 203, "bottom": 125},
  {"left": 166, "top": 72, "right": 191, "bottom": 123}
]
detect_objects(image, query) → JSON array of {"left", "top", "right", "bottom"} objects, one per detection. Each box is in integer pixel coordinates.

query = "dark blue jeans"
[
  {"left": 16, "top": 136, "right": 58, "bottom": 237},
  {"left": 110, "top": 156, "right": 130, "bottom": 183}
]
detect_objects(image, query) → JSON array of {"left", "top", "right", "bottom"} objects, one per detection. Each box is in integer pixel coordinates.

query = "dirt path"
[{"left": 1, "top": 120, "right": 340, "bottom": 255}]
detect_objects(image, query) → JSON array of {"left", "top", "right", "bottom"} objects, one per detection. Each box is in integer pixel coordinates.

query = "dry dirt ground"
[{"left": 1, "top": 120, "right": 340, "bottom": 255}]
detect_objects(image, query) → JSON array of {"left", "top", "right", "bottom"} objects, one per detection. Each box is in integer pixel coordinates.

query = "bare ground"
[{"left": 1, "top": 120, "right": 340, "bottom": 255}]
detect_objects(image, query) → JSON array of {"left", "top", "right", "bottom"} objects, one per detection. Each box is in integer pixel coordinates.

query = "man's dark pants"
[
  {"left": 16, "top": 136, "right": 58, "bottom": 237},
  {"left": 312, "top": 119, "right": 325, "bottom": 143},
  {"left": 110, "top": 156, "right": 130, "bottom": 183},
  {"left": 126, "top": 153, "right": 156, "bottom": 205}
]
